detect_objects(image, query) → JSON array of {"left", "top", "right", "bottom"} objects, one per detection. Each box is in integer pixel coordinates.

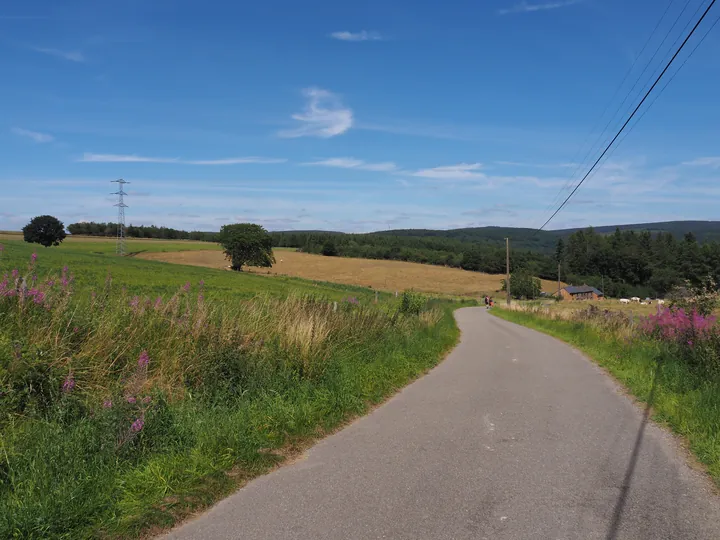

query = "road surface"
[{"left": 166, "top": 307, "right": 720, "bottom": 539}]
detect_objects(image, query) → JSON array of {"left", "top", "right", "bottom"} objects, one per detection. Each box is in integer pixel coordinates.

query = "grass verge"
[
  {"left": 0, "top": 253, "right": 466, "bottom": 538},
  {"left": 491, "top": 308, "right": 720, "bottom": 485}
]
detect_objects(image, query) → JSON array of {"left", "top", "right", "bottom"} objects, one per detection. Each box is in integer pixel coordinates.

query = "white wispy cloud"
[
  {"left": 12, "top": 127, "right": 54, "bottom": 143},
  {"left": 278, "top": 87, "right": 353, "bottom": 138},
  {"left": 77, "top": 153, "right": 286, "bottom": 165},
  {"left": 494, "top": 160, "right": 577, "bottom": 168},
  {"left": 498, "top": 0, "right": 583, "bottom": 15},
  {"left": 303, "top": 157, "right": 397, "bottom": 172},
  {"left": 681, "top": 157, "right": 720, "bottom": 168},
  {"left": 411, "top": 163, "right": 485, "bottom": 179},
  {"left": 31, "top": 47, "right": 85, "bottom": 62},
  {"left": 330, "top": 30, "right": 383, "bottom": 42}
]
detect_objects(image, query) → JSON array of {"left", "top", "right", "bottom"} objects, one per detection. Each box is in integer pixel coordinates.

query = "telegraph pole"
[
  {"left": 505, "top": 237, "right": 511, "bottom": 305},
  {"left": 557, "top": 262, "right": 561, "bottom": 298}
]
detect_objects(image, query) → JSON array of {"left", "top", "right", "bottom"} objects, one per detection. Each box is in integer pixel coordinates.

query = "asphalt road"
[{"left": 166, "top": 307, "right": 720, "bottom": 540}]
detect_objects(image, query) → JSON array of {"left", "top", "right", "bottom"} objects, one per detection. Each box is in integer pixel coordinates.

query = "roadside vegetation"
[
  {"left": 0, "top": 245, "right": 466, "bottom": 537},
  {"left": 493, "top": 283, "right": 720, "bottom": 484}
]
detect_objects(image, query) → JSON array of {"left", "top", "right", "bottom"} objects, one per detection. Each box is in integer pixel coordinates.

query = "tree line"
[
  {"left": 557, "top": 228, "right": 720, "bottom": 299},
  {"left": 67, "top": 222, "right": 219, "bottom": 242}
]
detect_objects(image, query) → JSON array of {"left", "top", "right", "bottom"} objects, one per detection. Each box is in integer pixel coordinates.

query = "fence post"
[
  {"left": 375, "top": 291, "right": 379, "bottom": 304},
  {"left": 333, "top": 301, "right": 337, "bottom": 313}
]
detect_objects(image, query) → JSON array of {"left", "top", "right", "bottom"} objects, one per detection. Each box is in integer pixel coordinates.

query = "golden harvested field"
[{"left": 137, "top": 249, "right": 562, "bottom": 297}]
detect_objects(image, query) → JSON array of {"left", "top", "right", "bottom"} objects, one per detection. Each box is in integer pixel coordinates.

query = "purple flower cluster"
[
  {"left": 138, "top": 350, "right": 150, "bottom": 368},
  {"left": 641, "top": 307, "right": 716, "bottom": 341},
  {"left": 344, "top": 296, "right": 359, "bottom": 305},
  {"left": 62, "top": 373, "right": 75, "bottom": 393},
  {"left": 130, "top": 417, "right": 145, "bottom": 433}
]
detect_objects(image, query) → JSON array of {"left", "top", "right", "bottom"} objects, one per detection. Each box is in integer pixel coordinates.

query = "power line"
[
  {"left": 613, "top": 0, "right": 711, "bottom": 129},
  {"left": 539, "top": 0, "right": 679, "bottom": 219},
  {"left": 612, "top": 10, "right": 720, "bottom": 156},
  {"left": 538, "top": 0, "right": 718, "bottom": 231}
]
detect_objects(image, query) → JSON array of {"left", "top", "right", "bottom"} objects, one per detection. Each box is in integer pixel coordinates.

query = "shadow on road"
[{"left": 604, "top": 368, "right": 659, "bottom": 540}]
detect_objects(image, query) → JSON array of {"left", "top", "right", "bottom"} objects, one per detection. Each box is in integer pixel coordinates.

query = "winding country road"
[{"left": 167, "top": 307, "right": 720, "bottom": 539}]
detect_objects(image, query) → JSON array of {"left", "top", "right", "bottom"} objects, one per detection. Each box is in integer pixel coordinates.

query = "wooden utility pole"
[
  {"left": 506, "top": 237, "right": 511, "bottom": 305},
  {"left": 557, "top": 262, "right": 561, "bottom": 298}
]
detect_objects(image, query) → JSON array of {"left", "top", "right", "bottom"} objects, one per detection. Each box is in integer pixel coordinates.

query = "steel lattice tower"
[{"left": 111, "top": 179, "right": 130, "bottom": 255}]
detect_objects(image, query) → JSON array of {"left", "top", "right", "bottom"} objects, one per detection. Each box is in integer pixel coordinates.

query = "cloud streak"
[
  {"left": 330, "top": 30, "right": 383, "bottom": 42},
  {"left": 303, "top": 157, "right": 397, "bottom": 172},
  {"left": 12, "top": 127, "right": 54, "bottom": 143},
  {"left": 31, "top": 47, "right": 85, "bottom": 62},
  {"left": 78, "top": 153, "right": 286, "bottom": 165},
  {"left": 498, "top": 0, "right": 583, "bottom": 15},
  {"left": 411, "top": 163, "right": 485, "bottom": 179},
  {"left": 681, "top": 157, "right": 720, "bottom": 168},
  {"left": 278, "top": 88, "right": 353, "bottom": 138}
]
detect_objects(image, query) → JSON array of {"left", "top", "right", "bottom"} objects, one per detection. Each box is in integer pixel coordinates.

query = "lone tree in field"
[
  {"left": 218, "top": 223, "right": 275, "bottom": 271},
  {"left": 22, "top": 215, "right": 67, "bottom": 247}
]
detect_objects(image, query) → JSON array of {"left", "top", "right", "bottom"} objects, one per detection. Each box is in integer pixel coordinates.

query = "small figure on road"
[{"left": 484, "top": 295, "right": 489, "bottom": 309}]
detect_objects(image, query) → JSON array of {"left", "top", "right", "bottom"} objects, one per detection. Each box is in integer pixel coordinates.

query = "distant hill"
[{"left": 369, "top": 221, "right": 720, "bottom": 252}]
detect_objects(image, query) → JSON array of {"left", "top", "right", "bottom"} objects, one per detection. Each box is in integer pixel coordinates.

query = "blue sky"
[{"left": 2, "top": 0, "right": 720, "bottom": 232}]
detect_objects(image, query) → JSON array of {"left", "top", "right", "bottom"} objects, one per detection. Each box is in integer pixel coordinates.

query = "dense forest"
[{"left": 68, "top": 221, "right": 720, "bottom": 298}]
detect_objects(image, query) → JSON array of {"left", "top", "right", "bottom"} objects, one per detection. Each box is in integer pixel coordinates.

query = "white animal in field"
[
  {"left": 619, "top": 298, "right": 630, "bottom": 304},
  {"left": 640, "top": 302, "right": 648, "bottom": 305},
  {"left": 657, "top": 299, "right": 666, "bottom": 305},
  {"left": 630, "top": 297, "right": 641, "bottom": 303}
]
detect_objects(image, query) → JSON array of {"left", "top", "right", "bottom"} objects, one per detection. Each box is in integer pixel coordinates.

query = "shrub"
[{"left": 399, "top": 290, "right": 426, "bottom": 316}]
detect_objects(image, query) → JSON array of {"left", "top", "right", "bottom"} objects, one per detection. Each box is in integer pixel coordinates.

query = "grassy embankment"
[
  {"left": 0, "top": 238, "right": 468, "bottom": 537},
  {"left": 492, "top": 305, "right": 720, "bottom": 484}
]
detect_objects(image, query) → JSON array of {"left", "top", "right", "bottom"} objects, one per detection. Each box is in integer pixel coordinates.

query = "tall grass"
[
  {"left": 0, "top": 255, "right": 461, "bottom": 537},
  {"left": 493, "top": 304, "right": 720, "bottom": 485}
]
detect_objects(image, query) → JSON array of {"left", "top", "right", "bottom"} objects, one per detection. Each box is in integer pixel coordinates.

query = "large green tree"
[
  {"left": 22, "top": 215, "right": 67, "bottom": 247},
  {"left": 218, "top": 223, "right": 274, "bottom": 271}
]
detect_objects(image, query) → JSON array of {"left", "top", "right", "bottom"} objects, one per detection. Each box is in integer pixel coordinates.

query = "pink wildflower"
[
  {"left": 142, "top": 396, "right": 152, "bottom": 404},
  {"left": 62, "top": 373, "right": 75, "bottom": 393},
  {"left": 30, "top": 253, "right": 37, "bottom": 264},
  {"left": 103, "top": 399, "right": 113, "bottom": 408},
  {"left": 127, "top": 396, "right": 137, "bottom": 404},
  {"left": 130, "top": 418, "right": 145, "bottom": 432},
  {"left": 47, "top": 280, "right": 55, "bottom": 287},
  {"left": 182, "top": 281, "right": 191, "bottom": 293},
  {"left": 154, "top": 297, "right": 163, "bottom": 309},
  {"left": 138, "top": 350, "right": 150, "bottom": 368},
  {"left": 11, "top": 269, "right": 19, "bottom": 278}
]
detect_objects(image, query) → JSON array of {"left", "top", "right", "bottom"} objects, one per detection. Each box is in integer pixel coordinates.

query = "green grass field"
[
  {"left": 0, "top": 236, "right": 380, "bottom": 302},
  {"left": 492, "top": 308, "right": 720, "bottom": 485}
]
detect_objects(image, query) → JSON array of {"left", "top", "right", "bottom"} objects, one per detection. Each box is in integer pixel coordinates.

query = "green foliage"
[
  {"left": 218, "top": 223, "right": 275, "bottom": 271},
  {"left": 22, "top": 215, "right": 67, "bottom": 247},
  {"left": 502, "top": 268, "right": 542, "bottom": 299},
  {"left": 321, "top": 240, "right": 338, "bottom": 256},
  {"left": 398, "top": 290, "right": 427, "bottom": 316},
  {"left": 669, "top": 277, "right": 720, "bottom": 317}
]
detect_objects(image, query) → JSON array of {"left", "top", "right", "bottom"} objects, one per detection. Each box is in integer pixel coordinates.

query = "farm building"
[{"left": 558, "top": 285, "right": 604, "bottom": 301}]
